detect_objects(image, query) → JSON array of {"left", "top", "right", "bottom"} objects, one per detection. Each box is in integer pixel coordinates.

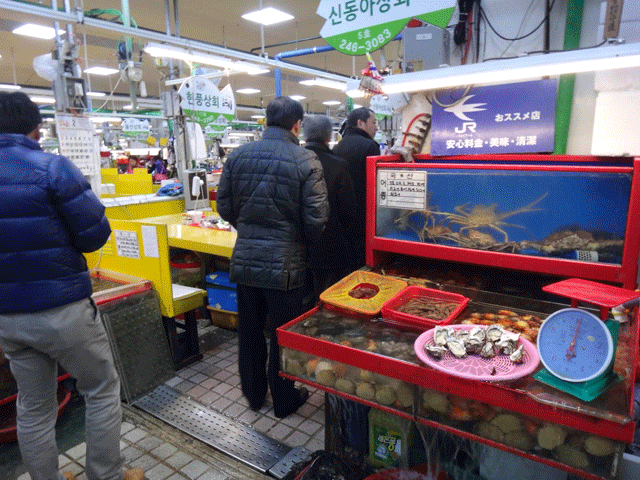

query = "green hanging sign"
[
  {"left": 178, "top": 76, "right": 236, "bottom": 129},
  {"left": 317, "top": 0, "right": 456, "bottom": 56}
]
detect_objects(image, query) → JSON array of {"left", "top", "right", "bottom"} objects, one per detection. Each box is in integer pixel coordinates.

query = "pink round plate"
[{"left": 414, "top": 324, "right": 540, "bottom": 381}]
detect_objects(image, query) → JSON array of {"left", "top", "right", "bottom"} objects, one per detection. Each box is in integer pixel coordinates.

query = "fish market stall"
[{"left": 277, "top": 154, "right": 640, "bottom": 479}]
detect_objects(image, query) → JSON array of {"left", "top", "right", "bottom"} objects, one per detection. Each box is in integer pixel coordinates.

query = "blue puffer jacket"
[{"left": 0, "top": 134, "right": 111, "bottom": 313}]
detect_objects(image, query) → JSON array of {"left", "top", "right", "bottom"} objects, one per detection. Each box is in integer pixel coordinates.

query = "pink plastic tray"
[{"left": 414, "top": 324, "right": 540, "bottom": 382}]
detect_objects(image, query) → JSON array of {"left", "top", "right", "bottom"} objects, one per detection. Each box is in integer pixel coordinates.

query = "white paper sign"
[
  {"left": 377, "top": 169, "right": 427, "bottom": 210},
  {"left": 141, "top": 225, "right": 159, "bottom": 258},
  {"left": 114, "top": 230, "right": 140, "bottom": 259}
]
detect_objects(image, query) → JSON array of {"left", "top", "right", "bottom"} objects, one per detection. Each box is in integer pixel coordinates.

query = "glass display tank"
[{"left": 366, "top": 155, "right": 640, "bottom": 289}]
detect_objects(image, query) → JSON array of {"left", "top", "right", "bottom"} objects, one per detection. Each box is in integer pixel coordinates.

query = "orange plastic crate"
[
  {"left": 319, "top": 270, "right": 407, "bottom": 317},
  {"left": 381, "top": 286, "right": 469, "bottom": 329}
]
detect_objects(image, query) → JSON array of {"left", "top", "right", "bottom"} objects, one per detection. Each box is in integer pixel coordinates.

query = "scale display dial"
[{"left": 537, "top": 308, "right": 614, "bottom": 383}]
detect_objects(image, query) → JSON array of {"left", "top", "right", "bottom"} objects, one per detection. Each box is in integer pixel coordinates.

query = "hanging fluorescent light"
[
  {"left": 290, "top": 95, "right": 306, "bottom": 101},
  {"left": 30, "top": 96, "right": 56, "bottom": 104},
  {"left": 346, "top": 78, "right": 365, "bottom": 98},
  {"left": 322, "top": 100, "right": 341, "bottom": 106},
  {"left": 251, "top": 114, "right": 265, "bottom": 119},
  {"left": 383, "top": 42, "right": 640, "bottom": 94},
  {"left": 300, "top": 78, "right": 347, "bottom": 91},
  {"left": 13, "top": 23, "right": 64, "bottom": 40},
  {"left": 242, "top": 7, "right": 294, "bottom": 26},
  {"left": 0, "top": 84, "right": 21, "bottom": 91},
  {"left": 236, "top": 88, "right": 261, "bottom": 94},
  {"left": 86, "top": 91, "right": 106, "bottom": 97},
  {"left": 144, "top": 42, "right": 269, "bottom": 75},
  {"left": 85, "top": 66, "right": 119, "bottom": 76},
  {"left": 90, "top": 116, "right": 123, "bottom": 123}
]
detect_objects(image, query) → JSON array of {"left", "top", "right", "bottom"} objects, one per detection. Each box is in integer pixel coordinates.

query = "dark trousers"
[{"left": 236, "top": 283, "right": 309, "bottom": 417}]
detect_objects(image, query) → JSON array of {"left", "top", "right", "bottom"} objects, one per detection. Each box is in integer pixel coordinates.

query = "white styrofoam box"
[
  {"left": 591, "top": 90, "right": 640, "bottom": 156},
  {"left": 595, "top": 65, "right": 640, "bottom": 91},
  {"left": 621, "top": 453, "right": 640, "bottom": 480},
  {"left": 100, "top": 183, "right": 116, "bottom": 195}
]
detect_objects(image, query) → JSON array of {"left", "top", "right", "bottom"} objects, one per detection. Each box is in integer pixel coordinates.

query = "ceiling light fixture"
[
  {"left": 86, "top": 91, "right": 106, "bottom": 97},
  {"left": 251, "top": 114, "right": 265, "bottom": 119},
  {"left": 0, "top": 84, "right": 21, "bottom": 91},
  {"left": 345, "top": 78, "right": 365, "bottom": 98},
  {"left": 30, "top": 96, "right": 56, "bottom": 104},
  {"left": 144, "top": 43, "right": 269, "bottom": 75},
  {"left": 300, "top": 78, "right": 347, "bottom": 91},
  {"left": 289, "top": 95, "right": 306, "bottom": 101},
  {"left": 84, "top": 66, "right": 120, "bottom": 76},
  {"left": 383, "top": 42, "right": 640, "bottom": 94},
  {"left": 13, "top": 23, "right": 64, "bottom": 40},
  {"left": 236, "top": 88, "right": 261, "bottom": 94},
  {"left": 241, "top": 7, "right": 294, "bottom": 26},
  {"left": 322, "top": 100, "right": 341, "bottom": 106}
]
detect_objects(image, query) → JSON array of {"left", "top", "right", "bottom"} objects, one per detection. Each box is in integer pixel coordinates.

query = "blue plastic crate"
[{"left": 206, "top": 271, "right": 237, "bottom": 312}]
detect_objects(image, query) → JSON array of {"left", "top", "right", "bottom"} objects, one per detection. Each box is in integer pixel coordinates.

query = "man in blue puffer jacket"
[{"left": 0, "top": 92, "right": 142, "bottom": 480}]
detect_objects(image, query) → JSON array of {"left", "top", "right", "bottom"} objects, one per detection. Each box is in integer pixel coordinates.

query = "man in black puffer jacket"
[
  {"left": 0, "top": 92, "right": 143, "bottom": 480},
  {"left": 303, "top": 114, "right": 362, "bottom": 302},
  {"left": 333, "top": 107, "right": 380, "bottom": 266},
  {"left": 217, "top": 96, "right": 329, "bottom": 418}
]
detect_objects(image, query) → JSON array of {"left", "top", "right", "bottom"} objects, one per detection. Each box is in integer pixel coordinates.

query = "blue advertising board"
[{"left": 430, "top": 79, "right": 557, "bottom": 156}]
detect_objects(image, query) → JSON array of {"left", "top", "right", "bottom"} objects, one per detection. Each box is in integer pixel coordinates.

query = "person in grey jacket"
[
  {"left": 217, "top": 96, "right": 329, "bottom": 418},
  {"left": 0, "top": 92, "right": 143, "bottom": 480},
  {"left": 303, "top": 115, "right": 362, "bottom": 301}
]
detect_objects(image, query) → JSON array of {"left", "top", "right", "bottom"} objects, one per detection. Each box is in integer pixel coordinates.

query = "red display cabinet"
[
  {"left": 278, "top": 154, "right": 640, "bottom": 479},
  {"left": 366, "top": 154, "right": 640, "bottom": 289}
]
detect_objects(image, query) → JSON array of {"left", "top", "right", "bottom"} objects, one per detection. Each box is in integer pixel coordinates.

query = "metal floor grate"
[{"left": 133, "top": 385, "right": 292, "bottom": 473}]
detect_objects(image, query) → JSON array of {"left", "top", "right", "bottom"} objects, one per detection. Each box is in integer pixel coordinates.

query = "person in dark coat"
[
  {"left": 303, "top": 115, "right": 363, "bottom": 301},
  {"left": 217, "top": 96, "right": 329, "bottom": 418},
  {"left": 333, "top": 107, "right": 380, "bottom": 266},
  {"left": 0, "top": 92, "right": 143, "bottom": 480}
]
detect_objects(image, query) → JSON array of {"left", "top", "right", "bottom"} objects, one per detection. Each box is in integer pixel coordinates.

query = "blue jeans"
[{"left": 0, "top": 298, "right": 124, "bottom": 480}]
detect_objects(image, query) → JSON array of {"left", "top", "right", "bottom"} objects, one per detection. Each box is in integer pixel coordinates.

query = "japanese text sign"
[{"left": 430, "top": 79, "right": 557, "bottom": 156}]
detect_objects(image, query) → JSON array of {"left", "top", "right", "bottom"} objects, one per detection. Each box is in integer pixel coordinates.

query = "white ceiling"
[{"left": 0, "top": 1, "right": 401, "bottom": 121}]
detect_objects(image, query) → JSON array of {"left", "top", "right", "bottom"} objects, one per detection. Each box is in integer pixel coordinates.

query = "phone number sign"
[{"left": 318, "top": 0, "right": 455, "bottom": 55}]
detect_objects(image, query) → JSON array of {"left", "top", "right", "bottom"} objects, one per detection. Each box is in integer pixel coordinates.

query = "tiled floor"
[
  {"left": 161, "top": 325, "right": 325, "bottom": 453},
  {"left": 13, "top": 323, "right": 324, "bottom": 480}
]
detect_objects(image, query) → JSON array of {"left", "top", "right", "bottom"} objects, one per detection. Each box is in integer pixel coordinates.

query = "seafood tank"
[
  {"left": 277, "top": 282, "right": 638, "bottom": 480},
  {"left": 367, "top": 156, "right": 640, "bottom": 289}
]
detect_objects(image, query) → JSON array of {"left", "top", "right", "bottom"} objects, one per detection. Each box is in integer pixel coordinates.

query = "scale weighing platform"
[{"left": 534, "top": 278, "right": 640, "bottom": 402}]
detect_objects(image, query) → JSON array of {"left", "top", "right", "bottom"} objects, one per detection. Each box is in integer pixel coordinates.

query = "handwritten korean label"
[
  {"left": 377, "top": 169, "right": 427, "bottom": 210},
  {"left": 179, "top": 76, "right": 235, "bottom": 129},
  {"left": 318, "top": 0, "right": 455, "bottom": 55}
]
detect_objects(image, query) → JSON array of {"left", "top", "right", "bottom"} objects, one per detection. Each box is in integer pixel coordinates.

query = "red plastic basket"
[{"left": 381, "top": 286, "right": 469, "bottom": 329}]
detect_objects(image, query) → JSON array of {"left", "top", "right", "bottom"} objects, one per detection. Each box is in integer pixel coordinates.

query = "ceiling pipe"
[
  {"left": 0, "top": 0, "right": 349, "bottom": 84},
  {"left": 250, "top": 36, "right": 322, "bottom": 53},
  {"left": 273, "top": 33, "right": 403, "bottom": 97}
]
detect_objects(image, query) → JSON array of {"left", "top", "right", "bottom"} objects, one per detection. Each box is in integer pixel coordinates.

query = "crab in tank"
[{"left": 434, "top": 192, "right": 548, "bottom": 243}]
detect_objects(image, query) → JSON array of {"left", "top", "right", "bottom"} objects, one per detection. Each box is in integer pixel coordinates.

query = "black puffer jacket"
[
  {"left": 217, "top": 127, "right": 329, "bottom": 291},
  {"left": 304, "top": 141, "right": 362, "bottom": 270},
  {"left": 333, "top": 127, "right": 380, "bottom": 265}
]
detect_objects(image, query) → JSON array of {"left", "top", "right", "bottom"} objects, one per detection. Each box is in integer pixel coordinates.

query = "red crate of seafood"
[{"left": 381, "top": 286, "right": 469, "bottom": 329}]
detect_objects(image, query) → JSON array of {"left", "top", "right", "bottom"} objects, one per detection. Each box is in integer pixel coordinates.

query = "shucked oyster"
[
  {"left": 447, "top": 338, "right": 467, "bottom": 358},
  {"left": 425, "top": 344, "right": 448, "bottom": 360},
  {"left": 510, "top": 344, "right": 525, "bottom": 363},
  {"left": 496, "top": 337, "right": 518, "bottom": 355},
  {"left": 465, "top": 338, "right": 484, "bottom": 354},
  {"left": 468, "top": 327, "right": 486, "bottom": 343},
  {"left": 480, "top": 341, "right": 496, "bottom": 358},
  {"left": 486, "top": 324, "right": 505, "bottom": 342},
  {"left": 433, "top": 326, "right": 453, "bottom": 346}
]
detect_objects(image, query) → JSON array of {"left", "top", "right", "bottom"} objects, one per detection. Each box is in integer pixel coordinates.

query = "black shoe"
[{"left": 274, "top": 387, "right": 309, "bottom": 418}]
